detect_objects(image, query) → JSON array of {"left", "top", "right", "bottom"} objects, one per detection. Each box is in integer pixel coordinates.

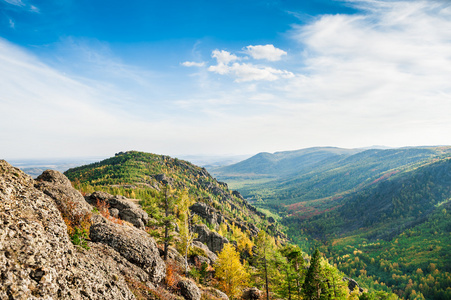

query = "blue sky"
[{"left": 1, "top": 0, "right": 451, "bottom": 159}]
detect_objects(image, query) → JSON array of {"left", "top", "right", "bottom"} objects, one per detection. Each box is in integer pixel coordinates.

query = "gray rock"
[
  {"left": 190, "top": 202, "right": 223, "bottom": 228},
  {"left": 34, "top": 169, "right": 92, "bottom": 216},
  {"left": 86, "top": 191, "right": 148, "bottom": 230},
  {"left": 178, "top": 279, "right": 201, "bottom": 300},
  {"left": 242, "top": 287, "right": 263, "bottom": 300},
  {"left": 343, "top": 277, "right": 364, "bottom": 293},
  {"left": 201, "top": 287, "right": 229, "bottom": 300},
  {"left": 0, "top": 160, "right": 135, "bottom": 299},
  {"left": 193, "top": 224, "right": 229, "bottom": 254},
  {"left": 192, "top": 241, "right": 218, "bottom": 264},
  {"left": 89, "top": 221, "right": 166, "bottom": 283}
]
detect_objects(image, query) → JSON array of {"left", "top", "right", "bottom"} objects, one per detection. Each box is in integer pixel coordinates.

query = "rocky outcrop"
[
  {"left": 192, "top": 224, "right": 229, "bottom": 254},
  {"left": 242, "top": 287, "right": 263, "bottom": 299},
  {"left": 201, "top": 287, "right": 229, "bottom": 300},
  {"left": 192, "top": 241, "right": 218, "bottom": 264},
  {"left": 343, "top": 277, "right": 364, "bottom": 293},
  {"left": 177, "top": 279, "right": 201, "bottom": 300},
  {"left": 85, "top": 191, "right": 148, "bottom": 230},
  {"left": 189, "top": 202, "right": 223, "bottom": 228},
  {"left": 34, "top": 169, "right": 92, "bottom": 216},
  {"left": 89, "top": 220, "right": 166, "bottom": 283},
  {"left": 0, "top": 160, "right": 135, "bottom": 299}
]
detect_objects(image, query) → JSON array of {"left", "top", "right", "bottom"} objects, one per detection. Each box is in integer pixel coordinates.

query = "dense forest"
[
  {"left": 211, "top": 147, "right": 451, "bottom": 300},
  {"left": 64, "top": 151, "right": 397, "bottom": 299}
]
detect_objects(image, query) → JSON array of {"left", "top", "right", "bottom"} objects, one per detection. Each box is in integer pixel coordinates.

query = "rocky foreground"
[{"left": 0, "top": 160, "right": 229, "bottom": 300}]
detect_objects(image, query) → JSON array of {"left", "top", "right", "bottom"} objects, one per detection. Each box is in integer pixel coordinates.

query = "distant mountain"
[
  {"left": 212, "top": 146, "right": 451, "bottom": 207},
  {"left": 212, "top": 146, "right": 451, "bottom": 299}
]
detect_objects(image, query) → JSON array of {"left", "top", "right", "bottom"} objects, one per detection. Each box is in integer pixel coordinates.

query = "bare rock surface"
[
  {"left": 177, "top": 279, "right": 201, "bottom": 300},
  {"left": 241, "top": 287, "right": 263, "bottom": 300},
  {"left": 89, "top": 220, "right": 166, "bottom": 283},
  {"left": 34, "top": 169, "right": 92, "bottom": 216},
  {"left": 201, "top": 287, "right": 229, "bottom": 300},
  {"left": 192, "top": 241, "right": 218, "bottom": 264},
  {"left": 0, "top": 160, "right": 135, "bottom": 299},
  {"left": 193, "top": 224, "right": 229, "bottom": 254},
  {"left": 86, "top": 191, "right": 148, "bottom": 229}
]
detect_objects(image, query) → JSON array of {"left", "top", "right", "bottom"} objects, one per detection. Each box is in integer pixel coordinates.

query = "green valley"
[{"left": 210, "top": 146, "right": 451, "bottom": 300}]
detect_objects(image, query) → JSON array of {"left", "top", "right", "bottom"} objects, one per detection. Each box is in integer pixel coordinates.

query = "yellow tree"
[{"left": 215, "top": 243, "right": 250, "bottom": 299}]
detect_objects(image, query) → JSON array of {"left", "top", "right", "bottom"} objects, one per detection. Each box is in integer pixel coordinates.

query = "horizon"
[{"left": 2, "top": 0, "right": 451, "bottom": 159}]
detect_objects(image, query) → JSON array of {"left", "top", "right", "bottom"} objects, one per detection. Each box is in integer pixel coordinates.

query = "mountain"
[
  {"left": 212, "top": 146, "right": 451, "bottom": 208},
  {"left": 213, "top": 146, "right": 451, "bottom": 299}
]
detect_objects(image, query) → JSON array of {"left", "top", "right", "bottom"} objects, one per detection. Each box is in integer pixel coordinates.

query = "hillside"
[
  {"left": 214, "top": 147, "right": 451, "bottom": 299},
  {"left": 62, "top": 151, "right": 399, "bottom": 299},
  {"left": 212, "top": 147, "right": 451, "bottom": 209}
]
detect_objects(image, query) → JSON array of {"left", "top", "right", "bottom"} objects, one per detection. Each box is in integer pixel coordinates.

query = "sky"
[{"left": 1, "top": 0, "right": 451, "bottom": 160}]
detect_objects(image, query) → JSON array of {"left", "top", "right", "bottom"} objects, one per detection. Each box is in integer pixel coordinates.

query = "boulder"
[
  {"left": 86, "top": 191, "right": 148, "bottom": 230},
  {"left": 201, "top": 287, "right": 229, "bottom": 300},
  {"left": 0, "top": 160, "right": 135, "bottom": 299},
  {"left": 343, "top": 277, "right": 364, "bottom": 293},
  {"left": 192, "top": 241, "right": 218, "bottom": 264},
  {"left": 178, "top": 279, "right": 201, "bottom": 300},
  {"left": 242, "top": 287, "right": 263, "bottom": 300},
  {"left": 89, "top": 220, "right": 166, "bottom": 283},
  {"left": 192, "top": 224, "right": 229, "bottom": 254},
  {"left": 34, "top": 169, "right": 92, "bottom": 216},
  {"left": 190, "top": 202, "right": 224, "bottom": 228}
]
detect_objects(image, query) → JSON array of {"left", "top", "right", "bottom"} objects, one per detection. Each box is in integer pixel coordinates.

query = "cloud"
[
  {"left": 211, "top": 50, "right": 239, "bottom": 65},
  {"left": 207, "top": 48, "right": 293, "bottom": 82},
  {"left": 8, "top": 18, "right": 15, "bottom": 28},
  {"left": 209, "top": 63, "right": 294, "bottom": 82},
  {"left": 245, "top": 44, "right": 287, "bottom": 61},
  {"left": 182, "top": 61, "right": 205, "bottom": 67},
  {"left": 3, "top": 0, "right": 25, "bottom": 6}
]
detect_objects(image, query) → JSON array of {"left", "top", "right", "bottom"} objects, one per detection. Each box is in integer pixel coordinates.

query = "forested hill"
[
  {"left": 211, "top": 146, "right": 451, "bottom": 299},
  {"left": 64, "top": 150, "right": 286, "bottom": 241},
  {"left": 212, "top": 146, "right": 451, "bottom": 207}
]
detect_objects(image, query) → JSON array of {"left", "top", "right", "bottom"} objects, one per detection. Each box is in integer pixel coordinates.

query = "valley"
[{"left": 210, "top": 146, "right": 451, "bottom": 300}]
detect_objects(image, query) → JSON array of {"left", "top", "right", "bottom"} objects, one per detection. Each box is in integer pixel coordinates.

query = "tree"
[
  {"left": 303, "top": 249, "right": 328, "bottom": 300},
  {"left": 149, "top": 185, "right": 177, "bottom": 261},
  {"left": 215, "top": 243, "right": 250, "bottom": 300},
  {"left": 281, "top": 244, "right": 306, "bottom": 300},
  {"left": 176, "top": 189, "right": 198, "bottom": 276}
]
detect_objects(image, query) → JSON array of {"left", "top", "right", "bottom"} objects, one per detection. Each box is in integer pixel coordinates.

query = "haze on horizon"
[{"left": 1, "top": 0, "right": 451, "bottom": 160}]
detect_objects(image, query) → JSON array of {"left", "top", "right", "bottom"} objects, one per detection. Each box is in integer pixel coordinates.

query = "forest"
[{"left": 65, "top": 151, "right": 398, "bottom": 299}]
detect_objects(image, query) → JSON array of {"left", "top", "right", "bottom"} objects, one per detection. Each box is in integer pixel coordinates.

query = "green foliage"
[{"left": 71, "top": 227, "right": 90, "bottom": 250}]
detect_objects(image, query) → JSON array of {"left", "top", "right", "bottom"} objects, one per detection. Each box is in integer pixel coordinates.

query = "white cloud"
[
  {"left": 3, "top": 0, "right": 25, "bottom": 6},
  {"left": 211, "top": 49, "right": 239, "bottom": 65},
  {"left": 8, "top": 18, "right": 15, "bottom": 28},
  {"left": 245, "top": 44, "right": 287, "bottom": 61},
  {"left": 182, "top": 61, "right": 205, "bottom": 67},
  {"left": 207, "top": 48, "right": 293, "bottom": 82}
]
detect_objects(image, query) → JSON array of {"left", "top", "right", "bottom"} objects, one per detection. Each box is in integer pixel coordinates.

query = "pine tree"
[
  {"left": 303, "top": 248, "right": 327, "bottom": 300},
  {"left": 149, "top": 185, "right": 177, "bottom": 261},
  {"left": 215, "top": 243, "right": 250, "bottom": 300}
]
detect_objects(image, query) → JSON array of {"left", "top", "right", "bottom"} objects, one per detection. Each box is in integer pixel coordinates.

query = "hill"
[
  {"left": 213, "top": 146, "right": 451, "bottom": 299},
  {"left": 62, "top": 150, "right": 397, "bottom": 299}
]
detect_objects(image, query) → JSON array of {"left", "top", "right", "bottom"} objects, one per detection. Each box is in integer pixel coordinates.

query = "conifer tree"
[
  {"left": 215, "top": 243, "right": 250, "bottom": 299},
  {"left": 149, "top": 185, "right": 177, "bottom": 261},
  {"left": 303, "top": 248, "right": 328, "bottom": 300}
]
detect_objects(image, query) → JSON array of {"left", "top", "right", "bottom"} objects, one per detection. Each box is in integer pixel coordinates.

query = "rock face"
[
  {"left": 201, "top": 287, "right": 229, "bottom": 300},
  {"left": 190, "top": 202, "right": 223, "bottom": 229},
  {"left": 35, "top": 169, "right": 92, "bottom": 216},
  {"left": 192, "top": 224, "right": 229, "bottom": 254},
  {"left": 242, "top": 287, "right": 263, "bottom": 300},
  {"left": 343, "top": 277, "right": 364, "bottom": 293},
  {"left": 0, "top": 160, "right": 135, "bottom": 299},
  {"left": 89, "top": 220, "right": 166, "bottom": 283},
  {"left": 85, "top": 191, "right": 149, "bottom": 230},
  {"left": 177, "top": 279, "right": 201, "bottom": 300},
  {"left": 192, "top": 241, "right": 218, "bottom": 264}
]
